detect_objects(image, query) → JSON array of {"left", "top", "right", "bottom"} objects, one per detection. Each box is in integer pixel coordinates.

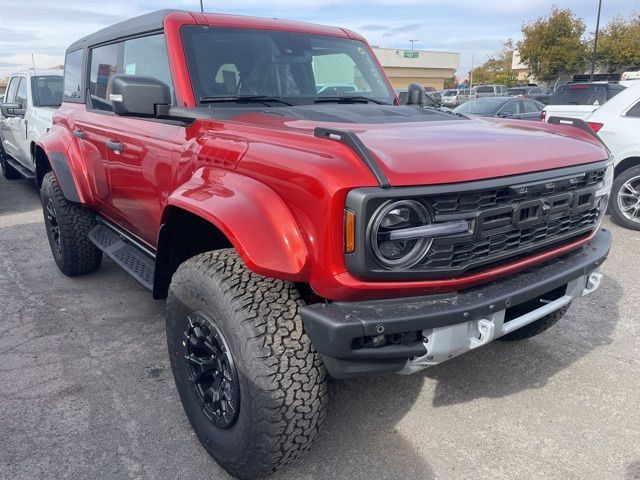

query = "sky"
[{"left": 0, "top": 0, "right": 638, "bottom": 81}]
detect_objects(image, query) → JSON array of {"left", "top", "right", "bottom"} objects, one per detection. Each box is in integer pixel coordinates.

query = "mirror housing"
[
  {"left": 1, "top": 102, "right": 26, "bottom": 117},
  {"left": 406, "top": 83, "right": 425, "bottom": 107},
  {"left": 109, "top": 74, "right": 171, "bottom": 118}
]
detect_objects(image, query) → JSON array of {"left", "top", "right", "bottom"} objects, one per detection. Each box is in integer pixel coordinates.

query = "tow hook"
[
  {"left": 469, "top": 319, "right": 495, "bottom": 349},
  {"left": 582, "top": 271, "right": 603, "bottom": 296}
]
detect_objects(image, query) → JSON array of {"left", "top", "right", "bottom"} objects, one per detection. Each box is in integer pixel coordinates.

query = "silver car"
[
  {"left": 475, "top": 84, "right": 508, "bottom": 98},
  {"left": 441, "top": 88, "right": 475, "bottom": 107}
]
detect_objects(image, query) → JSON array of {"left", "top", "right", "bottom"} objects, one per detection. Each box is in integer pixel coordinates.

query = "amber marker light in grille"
[{"left": 345, "top": 209, "right": 356, "bottom": 253}]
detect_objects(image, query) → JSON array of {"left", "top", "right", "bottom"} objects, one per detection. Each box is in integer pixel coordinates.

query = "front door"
[{"left": 79, "top": 33, "right": 180, "bottom": 246}]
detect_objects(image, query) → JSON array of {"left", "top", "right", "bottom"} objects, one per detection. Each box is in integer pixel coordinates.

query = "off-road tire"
[
  {"left": 40, "top": 171, "right": 102, "bottom": 275},
  {"left": 166, "top": 249, "right": 328, "bottom": 479},
  {"left": 0, "top": 147, "right": 21, "bottom": 179},
  {"left": 498, "top": 304, "right": 570, "bottom": 341},
  {"left": 610, "top": 165, "right": 640, "bottom": 231}
]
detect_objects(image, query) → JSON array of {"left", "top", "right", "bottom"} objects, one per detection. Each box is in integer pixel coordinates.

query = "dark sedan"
[{"left": 453, "top": 96, "right": 545, "bottom": 120}]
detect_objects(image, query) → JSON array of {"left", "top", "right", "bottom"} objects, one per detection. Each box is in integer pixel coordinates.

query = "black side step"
[
  {"left": 89, "top": 223, "right": 155, "bottom": 290},
  {"left": 6, "top": 157, "right": 35, "bottom": 179}
]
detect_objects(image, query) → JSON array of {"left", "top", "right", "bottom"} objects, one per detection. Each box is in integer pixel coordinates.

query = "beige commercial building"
[
  {"left": 511, "top": 51, "right": 532, "bottom": 83},
  {"left": 372, "top": 47, "right": 460, "bottom": 90}
]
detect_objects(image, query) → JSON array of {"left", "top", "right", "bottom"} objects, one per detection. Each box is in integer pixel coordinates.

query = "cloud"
[{"left": 360, "top": 25, "right": 388, "bottom": 31}]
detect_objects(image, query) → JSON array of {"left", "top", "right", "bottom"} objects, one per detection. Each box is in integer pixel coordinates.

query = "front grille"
[
  {"left": 416, "top": 168, "right": 606, "bottom": 275},
  {"left": 428, "top": 168, "right": 604, "bottom": 215}
]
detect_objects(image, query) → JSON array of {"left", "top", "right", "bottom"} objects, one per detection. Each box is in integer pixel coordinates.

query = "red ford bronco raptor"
[{"left": 35, "top": 9, "right": 612, "bottom": 479}]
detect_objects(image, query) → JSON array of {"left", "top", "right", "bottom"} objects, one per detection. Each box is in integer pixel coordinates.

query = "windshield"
[
  {"left": 453, "top": 98, "right": 505, "bottom": 115},
  {"left": 181, "top": 26, "right": 395, "bottom": 105},
  {"left": 507, "top": 88, "right": 526, "bottom": 95},
  {"left": 33, "top": 75, "right": 63, "bottom": 106},
  {"left": 442, "top": 90, "right": 457, "bottom": 97}
]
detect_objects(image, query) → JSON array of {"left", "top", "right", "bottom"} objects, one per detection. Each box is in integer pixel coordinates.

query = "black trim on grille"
[{"left": 345, "top": 159, "right": 610, "bottom": 280}]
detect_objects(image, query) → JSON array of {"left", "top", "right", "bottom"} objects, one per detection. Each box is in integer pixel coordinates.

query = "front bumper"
[{"left": 301, "top": 229, "right": 611, "bottom": 378}]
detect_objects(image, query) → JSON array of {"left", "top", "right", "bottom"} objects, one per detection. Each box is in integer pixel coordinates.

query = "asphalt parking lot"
[{"left": 1, "top": 174, "right": 639, "bottom": 480}]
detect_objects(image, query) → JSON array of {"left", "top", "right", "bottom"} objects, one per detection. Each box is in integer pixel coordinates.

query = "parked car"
[
  {"left": 586, "top": 81, "right": 640, "bottom": 230},
  {"left": 0, "top": 69, "right": 63, "bottom": 179},
  {"left": 542, "top": 82, "right": 626, "bottom": 122},
  {"left": 453, "top": 96, "right": 544, "bottom": 120},
  {"left": 507, "top": 85, "right": 552, "bottom": 104},
  {"left": 474, "top": 84, "right": 508, "bottom": 98},
  {"left": 34, "top": 9, "right": 612, "bottom": 478},
  {"left": 441, "top": 88, "right": 475, "bottom": 107}
]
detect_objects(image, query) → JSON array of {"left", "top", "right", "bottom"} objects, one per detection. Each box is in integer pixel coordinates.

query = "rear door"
[
  {"left": 0, "top": 76, "right": 21, "bottom": 158},
  {"left": 521, "top": 99, "right": 544, "bottom": 120},
  {"left": 11, "top": 76, "right": 32, "bottom": 166}
]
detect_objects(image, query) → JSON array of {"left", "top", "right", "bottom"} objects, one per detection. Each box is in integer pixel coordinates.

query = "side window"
[
  {"left": 15, "top": 78, "right": 28, "bottom": 105},
  {"left": 123, "top": 34, "right": 174, "bottom": 100},
  {"left": 523, "top": 100, "right": 540, "bottom": 113},
  {"left": 89, "top": 43, "right": 119, "bottom": 111},
  {"left": 500, "top": 100, "right": 520, "bottom": 115},
  {"left": 63, "top": 49, "right": 83, "bottom": 101},
  {"left": 4, "top": 76, "right": 20, "bottom": 103},
  {"left": 626, "top": 101, "right": 640, "bottom": 118}
]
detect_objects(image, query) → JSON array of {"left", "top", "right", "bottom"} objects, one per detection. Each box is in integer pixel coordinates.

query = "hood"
[{"left": 220, "top": 105, "right": 610, "bottom": 187}]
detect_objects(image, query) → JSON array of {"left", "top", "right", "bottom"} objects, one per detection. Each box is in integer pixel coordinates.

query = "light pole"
[
  {"left": 409, "top": 40, "right": 418, "bottom": 51},
  {"left": 589, "top": 0, "right": 603, "bottom": 81},
  {"left": 200, "top": 0, "right": 204, "bottom": 12}
]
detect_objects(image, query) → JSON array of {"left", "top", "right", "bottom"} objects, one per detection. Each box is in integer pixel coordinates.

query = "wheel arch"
[
  {"left": 153, "top": 167, "right": 310, "bottom": 299},
  {"left": 614, "top": 156, "right": 640, "bottom": 178}
]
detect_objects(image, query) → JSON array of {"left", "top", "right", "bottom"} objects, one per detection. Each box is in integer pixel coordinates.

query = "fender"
[
  {"left": 36, "top": 124, "right": 93, "bottom": 204},
  {"left": 165, "top": 166, "right": 310, "bottom": 280}
]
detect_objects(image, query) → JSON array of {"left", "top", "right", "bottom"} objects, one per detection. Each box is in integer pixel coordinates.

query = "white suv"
[
  {"left": 586, "top": 81, "right": 640, "bottom": 230},
  {"left": 0, "top": 69, "right": 63, "bottom": 179}
]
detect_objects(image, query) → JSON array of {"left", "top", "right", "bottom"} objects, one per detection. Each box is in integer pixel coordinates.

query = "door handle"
[
  {"left": 106, "top": 140, "right": 124, "bottom": 153},
  {"left": 72, "top": 130, "right": 86, "bottom": 139}
]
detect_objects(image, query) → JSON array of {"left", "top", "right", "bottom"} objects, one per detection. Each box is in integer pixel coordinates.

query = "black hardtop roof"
[{"left": 67, "top": 9, "right": 182, "bottom": 51}]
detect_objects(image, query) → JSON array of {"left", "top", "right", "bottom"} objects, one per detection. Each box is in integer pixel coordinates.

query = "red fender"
[
  {"left": 166, "top": 167, "right": 309, "bottom": 279},
  {"left": 36, "top": 124, "right": 95, "bottom": 205}
]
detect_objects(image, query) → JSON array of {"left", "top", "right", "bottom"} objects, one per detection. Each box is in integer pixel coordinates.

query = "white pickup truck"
[
  {"left": 542, "top": 82, "right": 626, "bottom": 122},
  {"left": 0, "top": 69, "right": 63, "bottom": 179}
]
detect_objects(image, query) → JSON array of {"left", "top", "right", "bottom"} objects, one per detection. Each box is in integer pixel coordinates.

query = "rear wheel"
[
  {"left": 167, "top": 249, "right": 328, "bottom": 479},
  {"left": 610, "top": 166, "right": 640, "bottom": 231},
  {"left": 498, "top": 304, "right": 570, "bottom": 341},
  {"left": 0, "top": 146, "right": 20, "bottom": 179},
  {"left": 40, "top": 171, "right": 102, "bottom": 275}
]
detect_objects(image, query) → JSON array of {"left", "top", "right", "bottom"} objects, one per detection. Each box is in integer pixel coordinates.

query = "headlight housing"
[
  {"left": 595, "top": 162, "right": 614, "bottom": 226},
  {"left": 369, "top": 200, "right": 432, "bottom": 269}
]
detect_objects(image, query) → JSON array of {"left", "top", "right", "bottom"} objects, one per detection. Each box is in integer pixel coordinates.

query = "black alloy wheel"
[{"left": 183, "top": 311, "right": 240, "bottom": 429}]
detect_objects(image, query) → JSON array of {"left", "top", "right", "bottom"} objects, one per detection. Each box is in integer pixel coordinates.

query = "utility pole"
[
  {"left": 469, "top": 55, "right": 474, "bottom": 90},
  {"left": 199, "top": 0, "right": 204, "bottom": 12},
  {"left": 589, "top": 0, "right": 603, "bottom": 81},
  {"left": 409, "top": 40, "right": 418, "bottom": 51}
]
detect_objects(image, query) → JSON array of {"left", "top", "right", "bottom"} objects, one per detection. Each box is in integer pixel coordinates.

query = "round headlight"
[{"left": 370, "top": 200, "right": 432, "bottom": 269}]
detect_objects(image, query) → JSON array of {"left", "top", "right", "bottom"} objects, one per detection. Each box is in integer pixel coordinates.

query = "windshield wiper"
[
  {"left": 199, "top": 95, "right": 293, "bottom": 106},
  {"left": 314, "top": 96, "right": 389, "bottom": 105}
]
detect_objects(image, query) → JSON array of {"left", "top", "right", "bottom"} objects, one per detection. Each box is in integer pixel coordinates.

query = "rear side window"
[
  {"left": 123, "top": 34, "right": 174, "bottom": 100},
  {"left": 15, "top": 78, "right": 28, "bottom": 105},
  {"left": 476, "top": 86, "right": 493, "bottom": 93},
  {"left": 523, "top": 99, "right": 541, "bottom": 113},
  {"left": 34, "top": 76, "right": 63, "bottom": 107},
  {"left": 549, "top": 85, "right": 608, "bottom": 106},
  {"left": 626, "top": 101, "right": 640, "bottom": 118},
  {"left": 89, "top": 43, "right": 119, "bottom": 111},
  {"left": 63, "top": 49, "right": 83, "bottom": 101},
  {"left": 500, "top": 100, "right": 521, "bottom": 115},
  {"left": 4, "top": 76, "right": 20, "bottom": 103},
  {"left": 606, "top": 86, "right": 625, "bottom": 101}
]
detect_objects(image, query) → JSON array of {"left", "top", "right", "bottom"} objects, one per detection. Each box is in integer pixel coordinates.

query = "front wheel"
[
  {"left": 166, "top": 250, "right": 328, "bottom": 479},
  {"left": 610, "top": 165, "right": 640, "bottom": 231},
  {"left": 0, "top": 147, "right": 21, "bottom": 179}
]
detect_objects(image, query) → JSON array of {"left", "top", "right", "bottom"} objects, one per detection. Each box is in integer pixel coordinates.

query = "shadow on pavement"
[
  {"left": 423, "top": 275, "right": 622, "bottom": 407},
  {"left": 628, "top": 462, "right": 640, "bottom": 480},
  {"left": 274, "top": 374, "right": 435, "bottom": 480}
]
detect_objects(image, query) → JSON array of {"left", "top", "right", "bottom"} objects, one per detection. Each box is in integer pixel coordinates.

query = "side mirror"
[
  {"left": 1, "top": 102, "right": 26, "bottom": 117},
  {"left": 406, "top": 83, "right": 425, "bottom": 107},
  {"left": 109, "top": 74, "right": 171, "bottom": 118}
]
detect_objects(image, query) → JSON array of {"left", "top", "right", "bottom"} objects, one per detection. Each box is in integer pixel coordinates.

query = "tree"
[
  {"left": 471, "top": 40, "right": 518, "bottom": 86},
  {"left": 518, "top": 5, "right": 589, "bottom": 81},
  {"left": 597, "top": 15, "right": 640, "bottom": 72}
]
